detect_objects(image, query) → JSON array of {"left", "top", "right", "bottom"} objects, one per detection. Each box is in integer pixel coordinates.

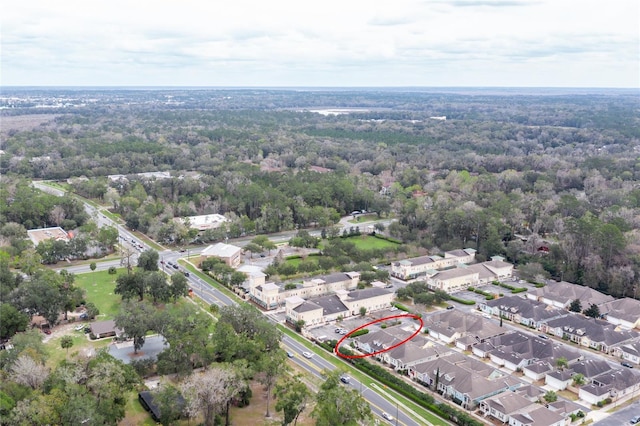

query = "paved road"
[{"left": 593, "top": 399, "right": 640, "bottom": 425}]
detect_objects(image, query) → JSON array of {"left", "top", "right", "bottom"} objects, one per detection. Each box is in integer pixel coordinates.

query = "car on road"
[
  {"left": 172, "top": 264, "right": 179, "bottom": 269},
  {"left": 287, "top": 351, "right": 294, "bottom": 358},
  {"left": 622, "top": 361, "right": 634, "bottom": 368},
  {"left": 340, "top": 375, "right": 350, "bottom": 384},
  {"left": 382, "top": 412, "right": 394, "bottom": 422},
  {"left": 446, "top": 305, "right": 455, "bottom": 310},
  {"left": 182, "top": 271, "right": 190, "bottom": 277},
  {"left": 302, "top": 351, "right": 313, "bottom": 359},
  {"left": 631, "top": 415, "right": 640, "bottom": 424},
  {"left": 538, "top": 334, "right": 549, "bottom": 340}
]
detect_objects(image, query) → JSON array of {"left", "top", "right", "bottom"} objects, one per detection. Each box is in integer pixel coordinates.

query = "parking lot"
[{"left": 307, "top": 307, "right": 421, "bottom": 342}]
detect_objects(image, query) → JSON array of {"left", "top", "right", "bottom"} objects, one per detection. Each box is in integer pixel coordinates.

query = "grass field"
[
  {"left": 342, "top": 235, "right": 400, "bottom": 250},
  {"left": 75, "top": 268, "right": 123, "bottom": 320}
]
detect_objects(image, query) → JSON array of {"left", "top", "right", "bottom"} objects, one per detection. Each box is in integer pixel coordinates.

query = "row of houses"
[
  {"left": 285, "top": 287, "right": 395, "bottom": 327},
  {"left": 419, "top": 309, "right": 640, "bottom": 406},
  {"left": 391, "top": 249, "right": 515, "bottom": 292}
]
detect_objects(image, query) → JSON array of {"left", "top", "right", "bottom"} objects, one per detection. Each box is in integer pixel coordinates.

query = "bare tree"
[
  {"left": 10, "top": 354, "right": 50, "bottom": 389},
  {"left": 180, "top": 365, "right": 245, "bottom": 426}
]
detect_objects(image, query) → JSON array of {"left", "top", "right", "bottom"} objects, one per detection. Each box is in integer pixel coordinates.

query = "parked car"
[
  {"left": 446, "top": 305, "right": 455, "bottom": 310},
  {"left": 302, "top": 351, "right": 313, "bottom": 359},
  {"left": 622, "top": 362, "right": 634, "bottom": 368},
  {"left": 42, "top": 328, "right": 52, "bottom": 335}
]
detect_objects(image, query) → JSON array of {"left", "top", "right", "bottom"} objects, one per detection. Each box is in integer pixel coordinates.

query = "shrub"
[
  {"left": 393, "top": 303, "right": 411, "bottom": 312},
  {"left": 449, "top": 295, "right": 475, "bottom": 305},
  {"left": 350, "top": 329, "right": 369, "bottom": 337}
]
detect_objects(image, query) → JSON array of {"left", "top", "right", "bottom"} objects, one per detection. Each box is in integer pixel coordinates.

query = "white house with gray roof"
[
  {"left": 541, "top": 314, "right": 638, "bottom": 354},
  {"left": 480, "top": 295, "right": 566, "bottom": 329},
  {"left": 599, "top": 297, "right": 640, "bottom": 330},
  {"left": 391, "top": 248, "right": 476, "bottom": 280},
  {"left": 526, "top": 280, "right": 614, "bottom": 310},
  {"left": 613, "top": 341, "right": 640, "bottom": 365}
]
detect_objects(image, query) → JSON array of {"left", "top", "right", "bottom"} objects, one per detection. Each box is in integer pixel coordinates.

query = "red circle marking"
[{"left": 334, "top": 313, "right": 424, "bottom": 359}]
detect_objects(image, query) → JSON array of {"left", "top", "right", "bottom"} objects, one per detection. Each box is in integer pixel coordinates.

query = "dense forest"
[{"left": 2, "top": 87, "right": 640, "bottom": 299}]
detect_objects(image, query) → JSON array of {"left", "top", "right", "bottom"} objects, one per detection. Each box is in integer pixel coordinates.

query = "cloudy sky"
[{"left": 2, "top": 0, "right": 638, "bottom": 87}]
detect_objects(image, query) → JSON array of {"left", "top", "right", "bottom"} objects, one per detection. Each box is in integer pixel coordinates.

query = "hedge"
[
  {"left": 393, "top": 302, "right": 411, "bottom": 312},
  {"left": 372, "top": 234, "right": 403, "bottom": 244},
  {"left": 448, "top": 295, "right": 475, "bottom": 305},
  {"left": 350, "top": 329, "right": 369, "bottom": 338}
]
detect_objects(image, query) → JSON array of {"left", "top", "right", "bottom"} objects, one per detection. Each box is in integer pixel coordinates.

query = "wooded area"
[{"left": 2, "top": 88, "right": 639, "bottom": 298}]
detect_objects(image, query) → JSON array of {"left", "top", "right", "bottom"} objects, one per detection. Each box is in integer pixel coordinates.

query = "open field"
[
  {"left": 75, "top": 268, "right": 123, "bottom": 320},
  {"left": 342, "top": 235, "right": 400, "bottom": 250}
]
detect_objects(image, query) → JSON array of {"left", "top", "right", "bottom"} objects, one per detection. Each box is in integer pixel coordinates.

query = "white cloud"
[{"left": 1, "top": 0, "right": 638, "bottom": 87}]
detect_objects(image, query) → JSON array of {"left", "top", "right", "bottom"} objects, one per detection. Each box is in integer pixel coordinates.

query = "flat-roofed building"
[
  {"left": 201, "top": 242, "right": 242, "bottom": 267},
  {"left": 175, "top": 214, "right": 228, "bottom": 231},
  {"left": 27, "top": 226, "right": 70, "bottom": 246}
]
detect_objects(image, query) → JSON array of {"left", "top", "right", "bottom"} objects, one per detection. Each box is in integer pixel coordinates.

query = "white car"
[
  {"left": 302, "top": 351, "right": 314, "bottom": 359},
  {"left": 382, "top": 412, "right": 394, "bottom": 421}
]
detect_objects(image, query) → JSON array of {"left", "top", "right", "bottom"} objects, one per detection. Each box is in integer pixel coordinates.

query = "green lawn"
[
  {"left": 75, "top": 269, "right": 123, "bottom": 320},
  {"left": 342, "top": 235, "right": 400, "bottom": 250}
]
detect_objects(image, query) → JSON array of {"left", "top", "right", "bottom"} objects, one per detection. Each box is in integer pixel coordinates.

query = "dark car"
[
  {"left": 182, "top": 271, "right": 190, "bottom": 277},
  {"left": 84, "top": 327, "right": 91, "bottom": 334},
  {"left": 446, "top": 305, "right": 454, "bottom": 310},
  {"left": 622, "top": 362, "right": 634, "bottom": 368},
  {"left": 172, "top": 264, "right": 179, "bottom": 269}
]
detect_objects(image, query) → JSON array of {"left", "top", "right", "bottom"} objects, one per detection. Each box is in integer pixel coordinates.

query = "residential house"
[
  {"left": 541, "top": 314, "right": 638, "bottom": 353},
  {"left": 427, "top": 257, "right": 514, "bottom": 293},
  {"left": 201, "top": 242, "right": 242, "bottom": 267},
  {"left": 509, "top": 406, "right": 564, "bottom": 426},
  {"left": 545, "top": 358, "right": 613, "bottom": 391},
  {"left": 599, "top": 298, "right": 640, "bottom": 330},
  {"left": 613, "top": 341, "right": 640, "bottom": 365},
  {"left": 479, "top": 391, "right": 538, "bottom": 424},
  {"left": 382, "top": 340, "right": 451, "bottom": 371},
  {"left": 424, "top": 309, "right": 506, "bottom": 345},
  {"left": 481, "top": 295, "right": 565, "bottom": 329},
  {"left": 487, "top": 336, "right": 582, "bottom": 372},
  {"left": 579, "top": 368, "right": 640, "bottom": 405},
  {"left": 391, "top": 248, "right": 476, "bottom": 280},
  {"left": 522, "top": 361, "right": 554, "bottom": 382},
  {"left": 90, "top": 320, "right": 122, "bottom": 339},
  {"left": 526, "top": 280, "right": 614, "bottom": 310}
]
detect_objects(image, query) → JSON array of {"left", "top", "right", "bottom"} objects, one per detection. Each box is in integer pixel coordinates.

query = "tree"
[
  {"left": 137, "top": 249, "right": 159, "bottom": 271},
  {"left": 97, "top": 226, "right": 119, "bottom": 252},
  {"left": 312, "top": 370, "right": 372, "bottom": 426},
  {"left": 543, "top": 390, "right": 558, "bottom": 403},
  {"left": 572, "top": 373, "right": 586, "bottom": 387},
  {"left": 170, "top": 272, "right": 189, "bottom": 301},
  {"left": 60, "top": 335, "right": 74, "bottom": 355},
  {"left": 275, "top": 374, "right": 310, "bottom": 426},
  {"left": 153, "top": 384, "right": 185, "bottom": 426},
  {"left": 180, "top": 365, "right": 245, "bottom": 426},
  {"left": 115, "top": 301, "right": 154, "bottom": 353},
  {"left": 115, "top": 270, "right": 145, "bottom": 301},
  {"left": 89, "top": 262, "right": 96, "bottom": 272},
  {"left": 359, "top": 306, "right": 367, "bottom": 317},
  {"left": 0, "top": 303, "right": 29, "bottom": 340},
  {"left": 569, "top": 299, "right": 582, "bottom": 313},
  {"left": 257, "top": 349, "right": 287, "bottom": 418},
  {"left": 10, "top": 354, "right": 49, "bottom": 389},
  {"left": 556, "top": 357, "right": 568, "bottom": 370},
  {"left": 244, "top": 243, "right": 262, "bottom": 258},
  {"left": 145, "top": 271, "right": 170, "bottom": 304},
  {"left": 584, "top": 303, "right": 601, "bottom": 318},
  {"left": 85, "top": 302, "right": 100, "bottom": 319}
]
